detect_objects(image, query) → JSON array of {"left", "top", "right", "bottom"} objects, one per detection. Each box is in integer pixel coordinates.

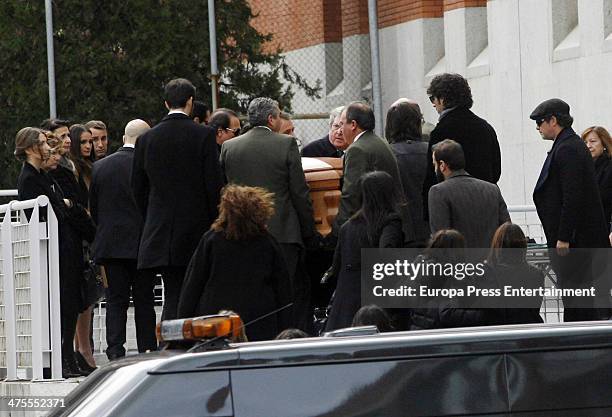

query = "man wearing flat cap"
[{"left": 530, "top": 98, "right": 609, "bottom": 321}]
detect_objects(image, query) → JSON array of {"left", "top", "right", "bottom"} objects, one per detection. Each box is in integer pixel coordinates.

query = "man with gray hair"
[
  {"left": 220, "top": 97, "right": 319, "bottom": 330},
  {"left": 301, "top": 106, "right": 347, "bottom": 157},
  {"left": 90, "top": 119, "right": 157, "bottom": 360}
]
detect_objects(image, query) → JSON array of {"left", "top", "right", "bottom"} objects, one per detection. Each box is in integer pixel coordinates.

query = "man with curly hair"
[{"left": 422, "top": 73, "right": 501, "bottom": 220}]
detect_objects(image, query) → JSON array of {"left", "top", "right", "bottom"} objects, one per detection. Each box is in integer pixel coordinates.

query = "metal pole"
[
  {"left": 45, "top": 0, "right": 57, "bottom": 118},
  {"left": 367, "top": 0, "right": 383, "bottom": 137},
  {"left": 208, "top": 0, "right": 219, "bottom": 111}
]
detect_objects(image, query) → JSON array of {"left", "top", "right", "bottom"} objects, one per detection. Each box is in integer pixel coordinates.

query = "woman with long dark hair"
[
  {"left": 67, "top": 124, "right": 98, "bottom": 372},
  {"left": 177, "top": 185, "right": 292, "bottom": 341},
  {"left": 15, "top": 127, "right": 88, "bottom": 377},
  {"left": 68, "top": 124, "right": 94, "bottom": 204},
  {"left": 409, "top": 229, "right": 494, "bottom": 330},
  {"left": 385, "top": 99, "right": 429, "bottom": 245},
  {"left": 324, "top": 171, "right": 404, "bottom": 331},
  {"left": 486, "top": 222, "right": 544, "bottom": 324}
]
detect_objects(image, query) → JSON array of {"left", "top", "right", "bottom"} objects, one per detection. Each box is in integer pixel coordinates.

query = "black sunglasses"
[
  {"left": 536, "top": 117, "right": 550, "bottom": 127},
  {"left": 429, "top": 95, "right": 435, "bottom": 103}
]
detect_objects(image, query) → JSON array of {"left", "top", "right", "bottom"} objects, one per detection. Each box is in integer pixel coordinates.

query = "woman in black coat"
[
  {"left": 582, "top": 126, "right": 612, "bottom": 226},
  {"left": 485, "top": 222, "right": 544, "bottom": 325},
  {"left": 15, "top": 127, "right": 90, "bottom": 377},
  {"left": 324, "top": 171, "right": 404, "bottom": 332},
  {"left": 385, "top": 99, "right": 429, "bottom": 246},
  {"left": 409, "top": 229, "right": 496, "bottom": 330},
  {"left": 177, "top": 185, "right": 292, "bottom": 341}
]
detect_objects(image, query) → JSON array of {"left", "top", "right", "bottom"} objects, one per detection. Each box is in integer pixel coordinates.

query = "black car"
[{"left": 50, "top": 317, "right": 612, "bottom": 417}]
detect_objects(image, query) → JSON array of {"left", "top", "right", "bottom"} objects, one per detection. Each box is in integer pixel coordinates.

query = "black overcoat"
[
  {"left": 177, "top": 230, "right": 292, "bottom": 341},
  {"left": 390, "top": 138, "right": 430, "bottom": 243},
  {"left": 301, "top": 135, "right": 342, "bottom": 158},
  {"left": 17, "top": 162, "right": 85, "bottom": 314},
  {"left": 593, "top": 154, "right": 612, "bottom": 225},
  {"left": 533, "top": 128, "right": 609, "bottom": 248},
  {"left": 324, "top": 215, "right": 404, "bottom": 332},
  {"left": 132, "top": 113, "right": 224, "bottom": 269},
  {"left": 422, "top": 107, "right": 501, "bottom": 219}
]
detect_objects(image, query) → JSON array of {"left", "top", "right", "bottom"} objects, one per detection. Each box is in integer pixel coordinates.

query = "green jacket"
[
  {"left": 220, "top": 127, "right": 316, "bottom": 245},
  {"left": 333, "top": 130, "right": 404, "bottom": 235}
]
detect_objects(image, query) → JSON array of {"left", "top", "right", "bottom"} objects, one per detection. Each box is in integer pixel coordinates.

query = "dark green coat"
[{"left": 333, "top": 131, "right": 404, "bottom": 234}]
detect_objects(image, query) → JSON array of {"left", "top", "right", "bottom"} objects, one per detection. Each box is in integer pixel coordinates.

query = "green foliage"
[{"left": 0, "top": 0, "right": 320, "bottom": 189}]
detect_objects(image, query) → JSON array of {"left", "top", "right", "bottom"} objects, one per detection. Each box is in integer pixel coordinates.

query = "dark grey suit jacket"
[
  {"left": 220, "top": 126, "right": 316, "bottom": 245},
  {"left": 428, "top": 170, "right": 510, "bottom": 248}
]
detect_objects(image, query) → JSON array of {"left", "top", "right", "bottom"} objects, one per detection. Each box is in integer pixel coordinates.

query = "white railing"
[
  {"left": 507, "top": 205, "right": 546, "bottom": 244},
  {"left": 0, "top": 196, "right": 62, "bottom": 380},
  {"left": 0, "top": 190, "right": 18, "bottom": 198}
]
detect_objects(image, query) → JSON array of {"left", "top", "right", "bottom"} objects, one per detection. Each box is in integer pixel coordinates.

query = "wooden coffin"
[{"left": 302, "top": 157, "right": 343, "bottom": 236}]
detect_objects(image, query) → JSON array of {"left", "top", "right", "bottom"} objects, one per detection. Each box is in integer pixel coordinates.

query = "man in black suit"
[
  {"left": 422, "top": 73, "right": 501, "bottom": 219},
  {"left": 132, "top": 78, "right": 224, "bottom": 320},
  {"left": 91, "top": 119, "right": 157, "bottom": 359},
  {"left": 530, "top": 98, "right": 609, "bottom": 321},
  {"left": 301, "top": 106, "right": 347, "bottom": 158}
]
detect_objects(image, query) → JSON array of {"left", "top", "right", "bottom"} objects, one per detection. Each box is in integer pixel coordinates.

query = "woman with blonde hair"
[
  {"left": 177, "top": 185, "right": 292, "bottom": 341},
  {"left": 582, "top": 126, "right": 612, "bottom": 228}
]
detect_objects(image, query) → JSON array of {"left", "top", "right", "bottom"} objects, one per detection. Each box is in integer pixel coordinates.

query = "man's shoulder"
[
  {"left": 305, "top": 136, "right": 328, "bottom": 147},
  {"left": 432, "top": 108, "right": 494, "bottom": 135},
  {"left": 95, "top": 149, "right": 131, "bottom": 169},
  {"left": 554, "top": 131, "right": 590, "bottom": 160}
]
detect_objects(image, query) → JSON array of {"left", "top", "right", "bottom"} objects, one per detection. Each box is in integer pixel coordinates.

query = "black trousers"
[
  {"left": 280, "top": 243, "right": 311, "bottom": 333},
  {"left": 158, "top": 266, "right": 187, "bottom": 321},
  {"left": 550, "top": 249, "right": 600, "bottom": 322},
  {"left": 104, "top": 259, "right": 157, "bottom": 358}
]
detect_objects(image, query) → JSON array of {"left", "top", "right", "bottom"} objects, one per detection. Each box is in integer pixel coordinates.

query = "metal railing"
[{"left": 0, "top": 196, "right": 62, "bottom": 380}]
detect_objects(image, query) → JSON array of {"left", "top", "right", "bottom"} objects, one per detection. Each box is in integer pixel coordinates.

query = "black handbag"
[{"left": 81, "top": 243, "right": 105, "bottom": 308}]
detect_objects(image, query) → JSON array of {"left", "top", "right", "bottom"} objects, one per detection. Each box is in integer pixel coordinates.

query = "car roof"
[{"left": 146, "top": 321, "right": 612, "bottom": 374}]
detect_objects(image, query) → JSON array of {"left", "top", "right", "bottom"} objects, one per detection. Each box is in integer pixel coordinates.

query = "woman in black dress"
[
  {"left": 67, "top": 124, "right": 98, "bottom": 372},
  {"left": 177, "top": 185, "right": 292, "bottom": 341},
  {"left": 324, "top": 171, "right": 404, "bottom": 332},
  {"left": 15, "top": 127, "right": 87, "bottom": 377}
]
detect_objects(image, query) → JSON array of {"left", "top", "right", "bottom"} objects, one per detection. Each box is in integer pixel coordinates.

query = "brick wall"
[
  {"left": 444, "top": 0, "right": 487, "bottom": 12},
  {"left": 248, "top": 0, "right": 487, "bottom": 52},
  {"left": 378, "top": 0, "right": 443, "bottom": 29},
  {"left": 249, "top": 0, "right": 342, "bottom": 51}
]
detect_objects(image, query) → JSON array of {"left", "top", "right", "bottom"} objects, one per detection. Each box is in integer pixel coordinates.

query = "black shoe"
[
  {"left": 62, "top": 355, "right": 81, "bottom": 379},
  {"left": 106, "top": 351, "right": 125, "bottom": 361},
  {"left": 75, "top": 351, "right": 97, "bottom": 376}
]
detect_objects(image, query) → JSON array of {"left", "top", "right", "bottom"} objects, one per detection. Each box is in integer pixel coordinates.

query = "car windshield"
[{"left": 49, "top": 358, "right": 166, "bottom": 417}]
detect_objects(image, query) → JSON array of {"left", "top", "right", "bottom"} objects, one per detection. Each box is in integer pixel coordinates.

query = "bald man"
[{"left": 90, "top": 119, "right": 157, "bottom": 360}]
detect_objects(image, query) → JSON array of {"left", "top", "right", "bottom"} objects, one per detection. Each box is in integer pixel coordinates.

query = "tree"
[{"left": 0, "top": 0, "right": 320, "bottom": 189}]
